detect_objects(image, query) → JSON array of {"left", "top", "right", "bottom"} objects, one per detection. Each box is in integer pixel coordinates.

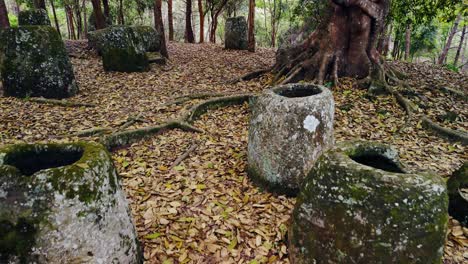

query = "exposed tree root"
[
  {"left": 73, "top": 127, "right": 112, "bottom": 137},
  {"left": 100, "top": 93, "right": 254, "bottom": 150},
  {"left": 161, "top": 93, "right": 228, "bottom": 107},
  {"left": 169, "top": 142, "right": 199, "bottom": 170},
  {"left": 28, "top": 97, "right": 96, "bottom": 107},
  {"left": 101, "top": 121, "right": 202, "bottom": 150},
  {"left": 421, "top": 116, "right": 468, "bottom": 145},
  {"left": 228, "top": 68, "right": 271, "bottom": 84},
  {"left": 440, "top": 86, "right": 467, "bottom": 101}
]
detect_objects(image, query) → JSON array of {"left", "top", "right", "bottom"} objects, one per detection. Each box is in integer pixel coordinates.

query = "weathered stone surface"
[
  {"left": 225, "top": 16, "right": 248, "bottom": 50},
  {"left": 248, "top": 83, "right": 334, "bottom": 195},
  {"left": 447, "top": 162, "right": 468, "bottom": 226},
  {"left": 0, "top": 26, "right": 78, "bottom": 98},
  {"left": 289, "top": 141, "right": 448, "bottom": 264},
  {"left": 87, "top": 26, "right": 150, "bottom": 72},
  {"left": 18, "top": 9, "right": 51, "bottom": 26},
  {"left": 0, "top": 142, "right": 141, "bottom": 263}
]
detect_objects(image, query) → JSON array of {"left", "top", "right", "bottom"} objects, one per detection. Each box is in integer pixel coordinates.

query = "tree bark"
[
  {"left": 404, "top": 23, "right": 411, "bottom": 61},
  {"left": 66, "top": 5, "right": 76, "bottom": 39},
  {"left": 73, "top": 0, "right": 83, "bottom": 39},
  {"left": 168, "top": 0, "right": 174, "bottom": 40},
  {"left": 273, "top": 0, "right": 390, "bottom": 85},
  {"left": 102, "top": 0, "right": 110, "bottom": 18},
  {"left": 0, "top": 0, "right": 9, "bottom": 29},
  {"left": 198, "top": 0, "right": 204, "bottom": 43},
  {"left": 91, "top": 0, "right": 106, "bottom": 30},
  {"left": 208, "top": 0, "right": 228, "bottom": 43},
  {"left": 118, "top": 0, "right": 124, "bottom": 24},
  {"left": 248, "top": 0, "right": 255, "bottom": 52},
  {"left": 33, "top": 0, "right": 46, "bottom": 10},
  {"left": 50, "top": 0, "right": 61, "bottom": 36},
  {"left": 438, "top": 14, "right": 462, "bottom": 65},
  {"left": 185, "top": 0, "right": 195, "bottom": 43},
  {"left": 453, "top": 25, "right": 465, "bottom": 66},
  {"left": 154, "top": 0, "right": 168, "bottom": 58}
]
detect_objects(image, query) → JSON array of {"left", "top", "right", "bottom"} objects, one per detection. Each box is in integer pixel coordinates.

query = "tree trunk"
[
  {"left": 168, "top": 0, "right": 174, "bottom": 40},
  {"left": 91, "top": 0, "right": 106, "bottom": 30},
  {"left": 0, "top": 0, "right": 9, "bottom": 29},
  {"left": 33, "top": 0, "right": 46, "bottom": 10},
  {"left": 438, "top": 14, "right": 462, "bottom": 65},
  {"left": 154, "top": 0, "right": 168, "bottom": 58},
  {"left": 453, "top": 25, "right": 465, "bottom": 66},
  {"left": 274, "top": 0, "right": 390, "bottom": 85},
  {"left": 66, "top": 5, "right": 76, "bottom": 39},
  {"left": 118, "top": 0, "right": 124, "bottom": 24},
  {"left": 247, "top": 0, "right": 255, "bottom": 52},
  {"left": 198, "top": 0, "right": 204, "bottom": 43},
  {"left": 74, "top": 0, "right": 83, "bottom": 39},
  {"left": 83, "top": 0, "right": 87, "bottom": 35},
  {"left": 404, "top": 23, "right": 411, "bottom": 61},
  {"left": 50, "top": 0, "right": 61, "bottom": 36},
  {"left": 102, "top": 0, "right": 110, "bottom": 18},
  {"left": 185, "top": 0, "right": 195, "bottom": 43}
]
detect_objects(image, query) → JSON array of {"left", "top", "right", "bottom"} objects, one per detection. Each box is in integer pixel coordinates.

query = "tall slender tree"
[
  {"left": 33, "top": 0, "right": 46, "bottom": 10},
  {"left": 91, "top": 0, "right": 106, "bottom": 30},
  {"left": 154, "top": 0, "right": 168, "bottom": 58},
  {"left": 438, "top": 14, "right": 462, "bottom": 65},
  {"left": 168, "top": 0, "right": 174, "bottom": 40},
  {"left": 404, "top": 23, "right": 411, "bottom": 61},
  {"left": 50, "top": 0, "right": 61, "bottom": 36},
  {"left": 247, "top": 0, "right": 255, "bottom": 52},
  {"left": 102, "top": 0, "right": 110, "bottom": 19},
  {"left": 198, "top": 0, "right": 204, "bottom": 43},
  {"left": 207, "top": 0, "right": 228, "bottom": 43},
  {"left": 118, "top": 0, "right": 124, "bottom": 24},
  {"left": 0, "top": 0, "right": 9, "bottom": 29},
  {"left": 185, "top": 0, "right": 195, "bottom": 43},
  {"left": 454, "top": 25, "right": 466, "bottom": 66}
]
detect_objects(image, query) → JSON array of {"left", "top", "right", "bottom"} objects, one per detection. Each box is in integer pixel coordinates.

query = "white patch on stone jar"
[{"left": 303, "top": 115, "right": 320, "bottom": 132}]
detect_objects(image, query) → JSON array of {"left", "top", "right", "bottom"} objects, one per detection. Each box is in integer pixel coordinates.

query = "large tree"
[
  {"left": 91, "top": 0, "right": 106, "bottom": 30},
  {"left": 273, "top": 0, "right": 391, "bottom": 85},
  {"left": 0, "top": 0, "right": 9, "bottom": 29},
  {"left": 185, "top": 0, "right": 195, "bottom": 43},
  {"left": 154, "top": 0, "right": 168, "bottom": 58}
]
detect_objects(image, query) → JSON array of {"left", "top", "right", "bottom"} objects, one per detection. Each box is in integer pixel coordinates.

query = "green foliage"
[{"left": 7, "top": 14, "right": 17, "bottom": 28}]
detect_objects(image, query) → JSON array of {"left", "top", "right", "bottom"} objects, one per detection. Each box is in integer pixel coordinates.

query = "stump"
[
  {"left": 289, "top": 141, "right": 448, "bottom": 263},
  {"left": 225, "top": 17, "right": 248, "bottom": 50},
  {"left": 18, "top": 9, "right": 51, "bottom": 26},
  {"left": 0, "top": 26, "right": 78, "bottom": 99},
  {"left": 447, "top": 162, "right": 468, "bottom": 226},
  {"left": 87, "top": 26, "right": 150, "bottom": 72},
  {"left": 248, "top": 83, "right": 334, "bottom": 195},
  {"left": 0, "top": 142, "right": 141, "bottom": 263}
]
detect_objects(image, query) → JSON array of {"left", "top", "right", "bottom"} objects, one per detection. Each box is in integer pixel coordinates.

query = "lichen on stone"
[
  {"left": 225, "top": 17, "right": 248, "bottom": 50},
  {"left": 18, "top": 9, "right": 51, "bottom": 26}
]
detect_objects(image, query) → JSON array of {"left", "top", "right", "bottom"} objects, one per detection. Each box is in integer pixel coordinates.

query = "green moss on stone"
[{"left": 18, "top": 9, "right": 51, "bottom": 26}]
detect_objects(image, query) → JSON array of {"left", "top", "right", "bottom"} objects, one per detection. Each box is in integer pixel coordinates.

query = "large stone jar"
[
  {"left": 248, "top": 83, "right": 334, "bottom": 195},
  {"left": 224, "top": 16, "right": 248, "bottom": 50},
  {"left": 0, "top": 142, "right": 141, "bottom": 263},
  {"left": 0, "top": 26, "right": 78, "bottom": 98},
  {"left": 289, "top": 141, "right": 448, "bottom": 264}
]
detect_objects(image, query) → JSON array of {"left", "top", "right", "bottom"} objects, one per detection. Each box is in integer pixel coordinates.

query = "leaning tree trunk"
[
  {"left": 438, "top": 14, "right": 462, "bottom": 65},
  {"left": 185, "top": 0, "right": 195, "bottom": 43},
  {"left": 273, "top": 0, "right": 390, "bottom": 85},
  {"left": 453, "top": 25, "right": 466, "bottom": 66},
  {"left": 50, "top": 0, "right": 61, "bottom": 36},
  {"left": 0, "top": 0, "right": 9, "bottom": 29},
  {"left": 154, "top": 0, "right": 168, "bottom": 58}
]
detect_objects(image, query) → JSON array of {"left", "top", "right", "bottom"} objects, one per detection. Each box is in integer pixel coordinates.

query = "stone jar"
[
  {"left": 224, "top": 16, "right": 248, "bottom": 50},
  {"left": 0, "top": 142, "right": 141, "bottom": 263},
  {"left": 247, "top": 83, "right": 334, "bottom": 195},
  {"left": 289, "top": 141, "right": 448, "bottom": 264}
]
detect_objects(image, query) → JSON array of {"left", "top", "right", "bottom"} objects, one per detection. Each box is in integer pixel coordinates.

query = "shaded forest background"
[{"left": 2, "top": 0, "right": 467, "bottom": 72}]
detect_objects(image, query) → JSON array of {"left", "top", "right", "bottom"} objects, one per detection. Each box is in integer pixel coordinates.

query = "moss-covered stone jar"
[
  {"left": 0, "top": 26, "right": 78, "bottom": 99},
  {"left": 289, "top": 141, "right": 448, "bottom": 264},
  {"left": 18, "top": 9, "right": 51, "bottom": 26},
  {"left": 248, "top": 83, "right": 334, "bottom": 195},
  {"left": 0, "top": 142, "right": 141, "bottom": 263},
  {"left": 224, "top": 16, "right": 248, "bottom": 50}
]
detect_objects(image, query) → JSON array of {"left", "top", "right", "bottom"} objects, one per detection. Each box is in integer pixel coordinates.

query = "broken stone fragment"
[
  {"left": 0, "top": 142, "right": 141, "bottom": 263},
  {"left": 289, "top": 141, "right": 448, "bottom": 264},
  {"left": 447, "top": 162, "right": 468, "bottom": 226},
  {"left": 225, "top": 16, "right": 248, "bottom": 50},
  {"left": 18, "top": 9, "right": 51, "bottom": 26},
  {"left": 247, "top": 83, "right": 334, "bottom": 195},
  {"left": 0, "top": 26, "right": 78, "bottom": 98}
]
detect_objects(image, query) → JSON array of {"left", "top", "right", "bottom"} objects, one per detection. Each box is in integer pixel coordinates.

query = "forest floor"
[{"left": 1, "top": 42, "right": 467, "bottom": 263}]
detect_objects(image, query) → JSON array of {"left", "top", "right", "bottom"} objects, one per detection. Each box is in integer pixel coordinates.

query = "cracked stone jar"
[
  {"left": 247, "top": 83, "right": 334, "bottom": 195},
  {"left": 289, "top": 141, "right": 448, "bottom": 264},
  {"left": 0, "top": 142, "right": 141, "bottom": 263}
]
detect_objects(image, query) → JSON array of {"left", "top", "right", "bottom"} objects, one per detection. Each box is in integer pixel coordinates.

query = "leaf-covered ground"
[{"left": 0, "top": 42, "right": 467, "bottom": 263}]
